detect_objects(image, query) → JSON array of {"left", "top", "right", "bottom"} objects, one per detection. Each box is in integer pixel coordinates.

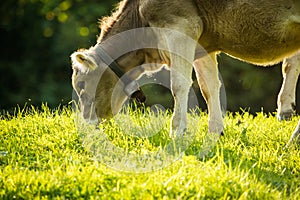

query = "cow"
[{"left": 71, "top": 0, "right": 300, "bottom": 139}]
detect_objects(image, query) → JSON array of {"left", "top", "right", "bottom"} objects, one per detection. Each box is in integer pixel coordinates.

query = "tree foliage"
[{"left": 0, "top": 0, "right": 118, "bottom": 110}]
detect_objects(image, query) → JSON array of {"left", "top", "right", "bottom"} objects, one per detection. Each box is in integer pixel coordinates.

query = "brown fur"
[
  {"left": 97, "top": 0, "right": 300, "bottom": 64},
  {"left": 98, "top": 0, "right": 145, "bottom": 41},
  {"left": 71, "top": 0, "right": 300, "bottom": 137}
]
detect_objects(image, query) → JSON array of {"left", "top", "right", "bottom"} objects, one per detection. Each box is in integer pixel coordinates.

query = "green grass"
[{"left": 0, "top": 105, "right": 300, "bottom": 199}]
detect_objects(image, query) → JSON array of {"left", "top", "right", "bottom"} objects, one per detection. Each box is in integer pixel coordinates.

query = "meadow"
[{"left": 0, "top": 105, "right": 300, "bottom": 199}]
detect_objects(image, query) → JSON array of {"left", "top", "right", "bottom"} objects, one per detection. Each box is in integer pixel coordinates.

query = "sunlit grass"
[{"left": 0, "top": 105, "right": 300, "bottom": 199}]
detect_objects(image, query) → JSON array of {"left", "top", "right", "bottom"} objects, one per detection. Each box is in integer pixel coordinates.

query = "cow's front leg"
[
  {"left": 139, "top": 0, "right": 203, "bottom": 137},
  {"left": 277, "top": 52, "right": 300, "bottom": 121},
  {"left": 169, "top": 60, "right": 194, "bottom": 137},
  {"left": 170, "top": 43, "right": 194, "bottom": 137},
  {"left": 194, "top": 53, "right": 224, "bottom": 135},
  {"left": 163, "top": 33, "right": 198, "bottom": 137}
]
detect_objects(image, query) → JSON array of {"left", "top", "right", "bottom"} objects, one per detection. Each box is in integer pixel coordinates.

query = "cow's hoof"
[{"left": 277, "top": 109, "right": 294, "bottom": 121}]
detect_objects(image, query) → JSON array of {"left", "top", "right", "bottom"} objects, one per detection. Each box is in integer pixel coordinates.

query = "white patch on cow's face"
[
  {"left": 72, "top": 68, "right": 100, "bottom": 123},
  {"left": 71, "top": 50, "right": 100, "bottom": 123}
]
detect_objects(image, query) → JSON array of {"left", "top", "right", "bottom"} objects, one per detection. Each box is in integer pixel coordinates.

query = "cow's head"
[
  {"left": 71, "top": 49, "right": 100, "bottom": 124},
  {"left": 71, "top": 44, "right": 148, "bottom": 125}
]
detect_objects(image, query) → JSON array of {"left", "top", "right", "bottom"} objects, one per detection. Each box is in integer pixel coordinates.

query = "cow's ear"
[{"left": 71, "top": 51, "right": 97, "bottom": 73}]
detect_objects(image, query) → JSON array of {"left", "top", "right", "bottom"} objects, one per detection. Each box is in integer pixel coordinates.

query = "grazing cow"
[{"left": 71, "top": 0, "right": 300, "bottom": 138}]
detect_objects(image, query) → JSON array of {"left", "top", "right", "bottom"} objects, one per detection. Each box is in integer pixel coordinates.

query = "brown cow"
[{"left": 71, "top": 0, "right": 300, "bottom": 138}]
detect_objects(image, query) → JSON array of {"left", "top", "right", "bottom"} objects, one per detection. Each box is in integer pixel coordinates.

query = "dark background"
[{"left": 1, "top": 0, "right": 299, "bottom": 114}]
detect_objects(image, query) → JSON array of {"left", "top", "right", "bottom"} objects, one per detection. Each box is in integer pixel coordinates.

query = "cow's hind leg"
[{"left": 277, "top": 52, "right": 300, "bottom": 121}]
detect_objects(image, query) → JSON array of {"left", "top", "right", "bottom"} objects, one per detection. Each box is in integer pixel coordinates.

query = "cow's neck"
[{"left": 95, "top": 0, "right": 145, "bottom": 73}]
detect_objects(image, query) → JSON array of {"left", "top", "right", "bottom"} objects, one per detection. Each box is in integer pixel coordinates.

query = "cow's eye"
[
  {"left": 77, "top": 81, "right": 85, "bottom": 90},
  {"left": 73, "top": 68, "right": 79, "bottom": 76}
]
